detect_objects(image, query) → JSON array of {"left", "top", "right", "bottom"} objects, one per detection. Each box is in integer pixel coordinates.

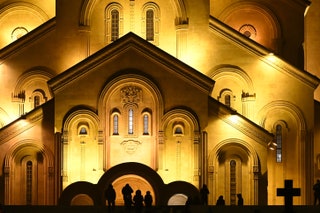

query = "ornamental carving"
[
  {"left": 120, "top": 140, "right": 142, "bottom": 154},
  {"left": 120, "top": 86, "right": 142, "bottom": 104}
]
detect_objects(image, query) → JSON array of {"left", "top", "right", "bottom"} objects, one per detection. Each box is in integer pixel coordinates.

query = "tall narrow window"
[
  {"left": 146, "top": 9, "right": 154, "bottom": 41},
  {"left": 113, "top": 114, "right": 119, "bottom": 135},
  {"left": 143, "top": 114, "right": 149, "bottom": 135},
  {"left": 128, "top": 109, "right": 134, "bottom": 134},
  {"left": 111, "top": 9, "right": 119, "bottom": 41},
  {"left": 276, "top": 124, "right": 282, "bottom": 163},
  {"left": 230, "top": 160, "right": 236, "bottom": 205},
  {"left": 225, "top": 94, "right": 231, "bottom": 107},
  {"left": 34, "top": 95, "right": 40, "bottom": 108},
  {"left": 26, "top": 161, "right": 32, "bottom": 205}
]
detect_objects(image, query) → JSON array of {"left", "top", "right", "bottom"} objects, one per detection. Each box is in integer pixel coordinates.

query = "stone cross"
[{"left": 277, "top": 179, "right": 301, "bottom": 212}]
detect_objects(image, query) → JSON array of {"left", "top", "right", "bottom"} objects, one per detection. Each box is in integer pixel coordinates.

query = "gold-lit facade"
[{"left": 0, "top": 0, "right": 320, "bottom": 206}]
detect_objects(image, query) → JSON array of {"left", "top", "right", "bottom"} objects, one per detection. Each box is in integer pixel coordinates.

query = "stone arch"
[
  {"left": 59, "top": 162, "right": 200, "bottom": 206},
  {"left": 257, "top": 100, "right": 306, "bottom": 131},
  {"left": 0, "top": 2, "right": 49, "bottom": 21},
  {"left": 97, "top": 162, "right": 164, "bottom": 205},
  {"left": 209, "top": 64, "right": 254, "bottom": 93},
  {"left": 61, "top": 108, "right": 102, "bottom": 189},
  {"left": 98, "top": 72, "right": 163, "bottom": 130},
  {"left": 159, "top": 108, "right": 201, "bottom": 185},
  {"left": 4, "top": 140, "right": 54, "bottom": 204},
  {"left": 257, "top": 100, "right": 307, "bottom": 204},
  {"left": 208, "top": 138, "right": 261, "bottom": 205},
  {"left": 13, "top": 67, "right": 55, "bottom": 113},
  {"left": 59, "top": 181, "right": 99, "bottom": 206},
  {"left": 62, "top": 108, "right": 100, "bottom": 132},
  {"left": 218, "top": 1, "right": 281, "bottom": 53},
  {"left": 80, "top": 0, "right": 188, "bottom": 26},
  {"left": 209, "top": 65, "right": 255, "bottom": 115}
]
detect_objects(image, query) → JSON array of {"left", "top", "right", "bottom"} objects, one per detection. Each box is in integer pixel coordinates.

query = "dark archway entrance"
[{"left": 59, "top": 162, "right": 200, "bottom": 206}]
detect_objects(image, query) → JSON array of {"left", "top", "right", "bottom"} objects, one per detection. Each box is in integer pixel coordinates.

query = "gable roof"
[
  {"left": 48, "top": 32, "right": 215, "bottom": 95},
  {"left": 209, "top": 16, "right": 320, "bottom": 90}
]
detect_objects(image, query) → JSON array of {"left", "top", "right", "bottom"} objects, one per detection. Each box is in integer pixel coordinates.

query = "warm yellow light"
[
  {"left": 229, "top": 114, "right": 239, "bottom": 124},
  {"left": 266, "top": 53, "right": 277, "bottom": 63}
]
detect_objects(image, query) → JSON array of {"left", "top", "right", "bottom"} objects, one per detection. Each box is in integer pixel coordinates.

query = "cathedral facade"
[{"left": 0, "top": 0, "right": 320, "bottom": 206}]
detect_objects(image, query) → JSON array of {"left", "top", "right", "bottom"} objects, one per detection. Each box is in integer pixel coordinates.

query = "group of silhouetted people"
[
  {"left": 199, "top": 184, "right": 244, "bottom": 206},
  {"left": 105, "top": 183, "right": 153, "bottom": 212}
]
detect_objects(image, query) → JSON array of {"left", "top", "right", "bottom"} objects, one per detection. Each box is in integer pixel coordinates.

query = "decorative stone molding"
[
  {"left": 120, "top": 139, "right": 142, "bottom": 154},
  {"left": 121, "top": 86, "right": 142, "bottom": 105}
]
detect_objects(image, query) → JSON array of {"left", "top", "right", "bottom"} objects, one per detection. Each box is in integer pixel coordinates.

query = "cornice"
[
  {"left": 0, "top": 106, "right": 44, "bottom": 145},
  {"left": 209, "top": 98, "right": 274, "bottom": 146}
]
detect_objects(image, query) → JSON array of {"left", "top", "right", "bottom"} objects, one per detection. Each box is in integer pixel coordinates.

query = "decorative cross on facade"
[{"left": 277, "top": 179, "right": 301, "bottom": 211}]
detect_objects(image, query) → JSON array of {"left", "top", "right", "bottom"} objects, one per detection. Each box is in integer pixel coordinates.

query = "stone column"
[
  {"left": 176, "top": 24, "right": 188, "bottom": 60},
  {"left": 253, "top": 165, "right": 259, "bottom": 205},
  {"left": 241, "top": 92, "right": 256, "bottom": 119}
]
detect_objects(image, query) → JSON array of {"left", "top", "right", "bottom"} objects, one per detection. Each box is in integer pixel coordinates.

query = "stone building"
[{"left": 0, "top": 0, "right": 319, "bottom": 206}]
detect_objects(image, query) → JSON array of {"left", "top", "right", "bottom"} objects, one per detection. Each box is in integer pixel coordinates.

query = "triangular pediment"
[{"left": 48, "top": 32, "right": 215, "bottom": 95}]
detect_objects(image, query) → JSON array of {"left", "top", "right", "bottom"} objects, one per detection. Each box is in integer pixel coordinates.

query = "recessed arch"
[
  {"left": 209, "top": 64, "right": 255, "bottom": 93},
  {"left": 0, "top": 2, "right": 49, "bottom": 21},
  {"left": 98, "top": 72, "right": 164, "bottom": 131},
  {"left": 257, "top": 100, "right": 306, "bottom": 131},
  {"left": 218, "top": 1, "right": 281, "bottom": 53},
  {"left": 208, "top": 138, "right": 261, "bottom": 205},
  {"left": 80, "top": 0, "right": 188, "bottom": 26}
]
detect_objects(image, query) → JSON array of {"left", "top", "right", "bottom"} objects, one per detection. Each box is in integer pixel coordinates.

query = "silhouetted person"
[
  {"left": 313, "top": 179, "right": 320, "bottom": 205},
  {"left": 237, "top": 193, "right": 244, "bottom": 206},
  {"left": 105, "top": 184, "right": 116, "bottom": 209},
  {"left": 200, "top": 184, "right": 209, "bottom": 205},
  {"left": 144, "top": 191, "right": 153, "bottom": 207},
  {"left": 184, "top": 196, "right": 193, "bottom": 213},
  {"left": 216, "top": 195, "right": 225, "bottom": 206},
  {"left": 122, "top": 183, "right": 133, "bottom": 209},
  {"left": 133, "top": 190, "right": 144, "bottom": 213}
]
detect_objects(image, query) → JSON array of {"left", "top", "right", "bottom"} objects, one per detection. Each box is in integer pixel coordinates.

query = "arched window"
[
  {"left": 79, "top": 127, "right": 88, "bottom": 135},
  {"left": 105, "top": 3, "right": 123, "bottom": 43},
  {"left": 26, "top": 161, "right": 33, "bottom": 205},
  {"left": 225, "top": 94, "right": 231, "bottom": 107},
  {"left": 111, "top": 9, "right": 119, "bottom": 41},
  {"left": 113, "top": 114, "right": 119, "bottom": 135},
  {"left": 128, "top": 109, "right": 134, "bottom": 134},
  {"left": 30, "top": 89, "right": 47, "bottom": 110},
  {"left": 276, "top": 124, "right": 282, "bottom": 163},
  {"left": 230, "top": 160, "right": 237, "bottom": 205},
  {"left": 218, "top": 89, "right": 234, "bottom": 108},
  {"left": 146, "top": 9, "right": 154, "bottom": 41},
  {"left": 34, "top": 95, "right": 40, "bottom": 108},
  {"left": 142, "top": 3, "right": 160, "bottom": 45},
  {"left": 143, "top": 114, "right": 149, "bottom": 135}
]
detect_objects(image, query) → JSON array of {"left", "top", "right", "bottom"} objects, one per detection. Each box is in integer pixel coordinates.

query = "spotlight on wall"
[{"left": 268, "top": 141, "right": 277, "bottom": 150}]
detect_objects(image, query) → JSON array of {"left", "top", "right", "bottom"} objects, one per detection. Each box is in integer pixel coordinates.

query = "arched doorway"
[
  {"left": 59, "top": 162, "right": 200, "bottom": 206},
  {"left": 208, "top": 139, "right": 262, "bottom": 205},
  {"left": 111, "top": 174, "right": 155, "bottom": 206}
]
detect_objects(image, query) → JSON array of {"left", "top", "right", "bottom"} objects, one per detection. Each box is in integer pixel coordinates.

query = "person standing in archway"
[
  {"left": 200, "top": 184, "right": 209, "bottom": 205},
  {"left": 133, "top": 190, "right": 144, "bottom": 213},
  {"left": 105, "top": 184, "right": 116, "bottom": 209},
  {"left": 122, "top": 183, "right": 133, "bottom": 209}
]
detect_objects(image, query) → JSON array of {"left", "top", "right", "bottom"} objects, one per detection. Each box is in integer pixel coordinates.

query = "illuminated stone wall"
[{"left": 0, "top": 0, "right": 319, "bottom": 207}]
